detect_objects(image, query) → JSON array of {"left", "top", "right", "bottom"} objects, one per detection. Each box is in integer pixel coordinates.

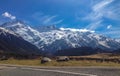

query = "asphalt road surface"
[{"left": 0, "top": 65, "right": 120, "bottom": 76}]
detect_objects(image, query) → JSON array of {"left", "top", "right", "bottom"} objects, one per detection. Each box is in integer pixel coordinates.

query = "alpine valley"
[{"left": 0, "top": 20, "right": 120, "bottom": 56}]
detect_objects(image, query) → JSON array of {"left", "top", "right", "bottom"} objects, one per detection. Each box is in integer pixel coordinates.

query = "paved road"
[{"left": 0, "top": 65, "right": 120, "bottom": 76}]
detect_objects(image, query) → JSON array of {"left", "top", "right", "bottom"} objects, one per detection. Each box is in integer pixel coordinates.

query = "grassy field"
[
  {"left": 0, "top": 53, "right": 120, "bottom": 66},
  {"left": 0, "top": 58, "right": 120, "bottom": 67}
]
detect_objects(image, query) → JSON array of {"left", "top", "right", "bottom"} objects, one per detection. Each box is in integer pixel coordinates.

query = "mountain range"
[{"left": 0, "top": 20, "right": 120, "bottom": 56}]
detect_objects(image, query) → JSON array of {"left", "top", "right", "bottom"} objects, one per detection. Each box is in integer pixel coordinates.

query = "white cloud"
[
  {"left": 92, "top": 0, "right": 114, "bottom": 20},
  {"left": 92, "top": 0, "right": 114, "bottom": 12},
  {"left": 83, "top": 0, "right": 114, "bottom": 30},
  {"left": 52, "top": 19, "right": 63, "bottom": 24},
  {"left": 42, "top": 15, "right": 63, "bottom": 25},
  {"left": 107, "top": 25, "right": 112, "bottom": 29},
  {"left": 60, "top": 28, "right": 95, "bottom": 33},
  {"left": 86, "top": 20, "right": 103, "bottom": 30},
  {"left": 2, "top": 12, "right": 16, "bottom": 20},
  {"left": 32, "top": 12, "right": 63, "bottom": 25},
  {"left": 43, "top": 15, "right": 57, "bottom": 24}
]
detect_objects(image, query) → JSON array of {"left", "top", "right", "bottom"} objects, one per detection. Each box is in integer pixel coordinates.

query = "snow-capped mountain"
[
  {"left": 115, "top": 39, "right": 120, "bottom": 43},
  {"left": 0, "top": 27, "right": 40, "bottom": 55},
  {"left": 0, "top": 20, "right": 41, "bottom": 47},
  {"left": 0, "top": 20, "right": 120, "bottom": 53}
]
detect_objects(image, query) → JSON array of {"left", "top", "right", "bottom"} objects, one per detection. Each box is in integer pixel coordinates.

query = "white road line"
[
  {"left": 21, "top": 67, "right": 97, "bottom": 76},
  {"left": 0, "top": 66, "right": 17, "bottom": 70}
]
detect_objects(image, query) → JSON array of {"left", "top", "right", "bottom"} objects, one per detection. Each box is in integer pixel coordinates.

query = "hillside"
[{"left": 0, "top": 27, "right": 41, "bottom": 58}]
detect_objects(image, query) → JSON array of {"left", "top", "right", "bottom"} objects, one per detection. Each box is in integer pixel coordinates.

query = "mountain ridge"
[{"left": 0, "top": 20, "right": 120, "bottom": 55}]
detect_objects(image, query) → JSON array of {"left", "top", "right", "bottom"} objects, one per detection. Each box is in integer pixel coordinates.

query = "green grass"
[{"left": 0, "top": 59, "right": 120, "bottom": 67}]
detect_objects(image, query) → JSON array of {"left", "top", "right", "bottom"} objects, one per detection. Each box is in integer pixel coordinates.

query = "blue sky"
[{"left": 0, "top": 0, "right": 120, "bottom": 38}]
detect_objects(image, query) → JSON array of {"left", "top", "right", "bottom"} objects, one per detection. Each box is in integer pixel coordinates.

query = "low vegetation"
[{"left": 0, "top": 58, "right": 120, "bottom": 67}]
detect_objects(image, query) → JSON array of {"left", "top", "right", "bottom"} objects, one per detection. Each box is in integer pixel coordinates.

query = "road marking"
[
  {"left": 0, "top": 66, "right": 16, "bottom": 70},
  {"left": 21, "top": 67, "right": 97, "bottom": 76}
]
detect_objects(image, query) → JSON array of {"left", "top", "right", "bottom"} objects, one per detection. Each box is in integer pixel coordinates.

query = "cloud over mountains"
[{"left": 2, "top": 12, "right": 16, "bottom": 20}]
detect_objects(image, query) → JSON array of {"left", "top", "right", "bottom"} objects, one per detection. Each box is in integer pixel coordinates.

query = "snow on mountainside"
[
  {"left": 0, "top": 27, "right": 40, "bottom": 55},
  {"left": 115, "top": 39, "right": 120, "bottom": 42},
  {"left": 0, "top": 20, "right": 120, "bottom": 53},
  {"left": 0, "top": 20, "right": 41, "bottom": 45},
  {"left": 0, "top": 27, "right": 17, "bottom": 36}
]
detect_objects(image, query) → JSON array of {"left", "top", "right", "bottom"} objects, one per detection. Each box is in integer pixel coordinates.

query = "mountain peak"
[
  {"left": 12, "top": 20, "right": 25, "bottom": 24},
  {"left": 0, "top": 20, "right": 26, "bottom": 28}
]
